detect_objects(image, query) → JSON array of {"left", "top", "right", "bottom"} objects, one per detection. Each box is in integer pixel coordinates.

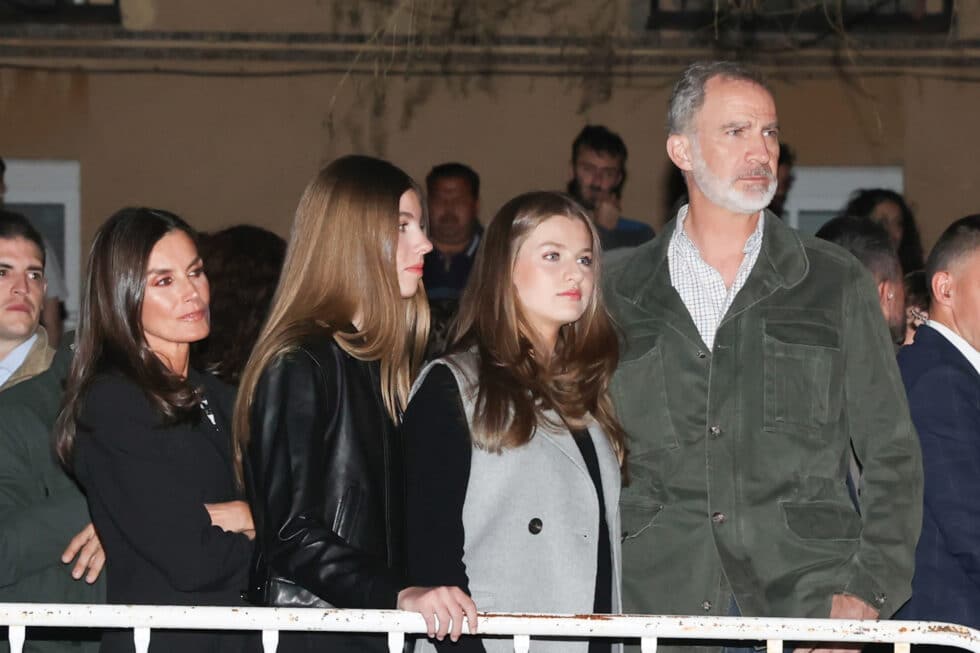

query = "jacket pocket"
[
  {"left": 780, "top": 500, "right": 861, "bottom": 541},
  {"left": 332, "top": 484, "right": 362, "bottom": 541},
  {"left": 763, "top": 319, "right": 840, "bottom": 433},
  {"left": 620, "top": 493, "right": 665, "bottom": 542},
  {"left": 611, "top": 339, "right": 679, "bottom": 454}
]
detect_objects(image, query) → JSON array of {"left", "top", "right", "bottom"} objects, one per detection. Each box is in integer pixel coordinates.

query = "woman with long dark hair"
[
  {"left": 56, "top": 208, "right": 256, "bottom": 653},
  {"left": 844, "top": 188, "right": 925, "bottom": 273},
  {"left": 234, "top": 155, "right": 477, "bottom": 652},
  {"left": 404, "top": 191, "right": 626, "bottom": 652}
]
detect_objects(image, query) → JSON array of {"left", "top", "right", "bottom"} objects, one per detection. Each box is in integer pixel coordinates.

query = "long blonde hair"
[
  {"left": 233, "top": 155, "right": 430, "bottom": 484},
  {"left": 450, "top": 191, "right": 626, "bottom": 466}
]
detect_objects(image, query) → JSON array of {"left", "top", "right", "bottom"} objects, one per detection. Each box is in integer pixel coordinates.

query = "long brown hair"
[
  {"left": 55, "top": 208, "right": 203, "bottom": 468},
  {"left": 233, "top": 155, "right": 429, "bottom": 485},
  {"left": 450, "top": 191, "right": 626, "bottom": 464}
]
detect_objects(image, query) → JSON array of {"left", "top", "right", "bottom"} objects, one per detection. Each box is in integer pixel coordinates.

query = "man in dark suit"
[{"left": 896, "top": 214, "right": 980, "bottom": 628}]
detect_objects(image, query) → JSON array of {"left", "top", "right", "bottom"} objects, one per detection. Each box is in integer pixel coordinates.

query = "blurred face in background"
[
  {"left": 571, "top": 147, "right": 623, "bottom": 211},
  {"left": 428, "top": 176, "right": 478, "bottom": 253},
  {"left": 871, "top": 200, "right": 904, "bottom": 250}
]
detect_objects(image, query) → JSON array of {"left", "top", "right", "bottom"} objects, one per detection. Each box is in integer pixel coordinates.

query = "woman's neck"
[{"left": 152, "top": 344, "right": 190, "bottom": 378}]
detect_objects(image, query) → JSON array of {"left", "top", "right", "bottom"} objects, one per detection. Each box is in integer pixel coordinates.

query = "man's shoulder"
[
  {"left": 776, "top": 226, "right": 871, "bottom": 291},
  {"left": 899, "top": 327, "right": 979, "bottom": 389},
  {"left": 603, "top": 236, "right": 662, "bottom": 288},
  {"left": 797, "top": 230, "right": 863, "bottom": 267},
  {"left": 0, "top": 343, "right": 65, "bottom": 414}
]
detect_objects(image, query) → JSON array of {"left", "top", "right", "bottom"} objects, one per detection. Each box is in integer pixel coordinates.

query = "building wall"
[{"left": 1, "top": 2, "right": 977, "bottom": 256}]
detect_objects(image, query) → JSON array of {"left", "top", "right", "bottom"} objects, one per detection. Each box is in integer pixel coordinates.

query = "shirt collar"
[
  {"left": 0, "top": 332, "right": 39, "bottom": 385},
  {"left": 925, "top": 319, "right": 980, "bottom": 375},
  {"left": 673, "top": 204, "right": 766, "bottom": 256}
]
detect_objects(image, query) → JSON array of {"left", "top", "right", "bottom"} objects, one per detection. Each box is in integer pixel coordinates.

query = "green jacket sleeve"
[
  {"left": 836, "top": 266, "right": 923, "bottom": 617},
  {"left": 0, "top": 405, "right": 91, "bottom": 589}
]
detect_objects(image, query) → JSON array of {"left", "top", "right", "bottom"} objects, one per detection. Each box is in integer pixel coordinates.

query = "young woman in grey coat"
[{"left": 404, "top": 191, "right": 627, "bottom": 653}]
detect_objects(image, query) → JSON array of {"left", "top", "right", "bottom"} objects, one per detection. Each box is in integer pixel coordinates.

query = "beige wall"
[
  {"left": 2, "top": 64, "right": 975, "bottom": 253},
  {"left": 2, "top": 1, "right": 978, "bottom": 254}
]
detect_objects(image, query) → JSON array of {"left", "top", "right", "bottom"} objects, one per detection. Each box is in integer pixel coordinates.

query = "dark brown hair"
[
  {"left": 844, "top": 188, "right": 925, "bottom": 274},
  {"left": 55, "top": 207, "right": 203, "bottom": 467},
  {"left": 450, "top": 191, "right": 626, "bottom": 464},
  {"left": 190, "top": 225, "right": 287, "bottom": 385}
]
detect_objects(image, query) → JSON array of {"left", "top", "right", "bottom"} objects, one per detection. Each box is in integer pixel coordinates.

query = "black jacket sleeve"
[
  {"left": 404, "top": 365, "right": 486, "bottom": 653},
  {"left": 77, "top": 376, "right": 252, "bottom": 592},
  {"left": 248, "top": 348, "right": 403, "bottom": 609}
]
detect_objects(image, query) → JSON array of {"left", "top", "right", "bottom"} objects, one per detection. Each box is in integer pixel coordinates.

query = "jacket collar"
[
  {"left": 912, "top": 323, "right": 980, "bottom": 381},
  {"left": 608, "top": 207, "right": 809, "bottom": 322},
  {"left": 0, "top": 326, "right": 54, "bottom": 392}
]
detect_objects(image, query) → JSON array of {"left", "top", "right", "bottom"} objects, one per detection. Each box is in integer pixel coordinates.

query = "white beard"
[{"left": 690, "top": 137, "right": 777, "bottom": 214}]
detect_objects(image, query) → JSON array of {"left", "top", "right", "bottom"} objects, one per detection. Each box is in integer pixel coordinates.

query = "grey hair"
[{"left": 666, "top": 61, "right": 770, "bottom": 135}]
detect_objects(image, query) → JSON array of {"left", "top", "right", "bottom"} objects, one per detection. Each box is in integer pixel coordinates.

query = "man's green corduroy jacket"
[{"left": 604, "top": 211, "right": 923, "bottom": 625}]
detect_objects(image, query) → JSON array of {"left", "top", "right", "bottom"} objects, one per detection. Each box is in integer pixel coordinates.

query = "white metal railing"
[{"left": 2, "top": 604, "right": 979, "bottom": 653}]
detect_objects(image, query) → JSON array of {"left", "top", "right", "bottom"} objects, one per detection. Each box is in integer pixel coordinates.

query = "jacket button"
[
  {"left": 528, "top": 518, "right": 543, "bottom": 534},
  {"left": 697, "top": 350, "right": 706, "bottom": 359},
  {"left": 873, "top": 592, "right": 887, "bottom": 605},
  {"left": 702, "top": 600, "right": 712, "bottom": 611},
  {"left": 709, "top": 425, "right": 722, "bottom": 437},
  {"left": 711, "top": 512, "right": 726, "bottom": 524}
]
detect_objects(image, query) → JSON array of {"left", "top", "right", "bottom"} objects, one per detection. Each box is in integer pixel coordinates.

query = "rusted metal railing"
[{"left": 2, "top": 603, "right": 978, "bottom": 653}]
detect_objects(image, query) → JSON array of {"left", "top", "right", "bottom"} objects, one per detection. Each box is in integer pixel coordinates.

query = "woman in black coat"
[{"left": 56, "top": 208, "right": 257, "bottom": 653}]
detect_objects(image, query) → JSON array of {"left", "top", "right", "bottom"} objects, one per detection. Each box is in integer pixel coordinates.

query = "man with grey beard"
[{"left": 603, "top": 62, "right": 922, "bottom": 653}]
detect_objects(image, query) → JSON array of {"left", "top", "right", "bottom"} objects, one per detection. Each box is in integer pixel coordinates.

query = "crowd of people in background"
[{"left": 0, "top": 58, "right": 977, "bottom": 653}]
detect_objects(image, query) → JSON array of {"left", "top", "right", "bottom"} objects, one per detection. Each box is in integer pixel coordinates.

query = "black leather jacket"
[{"left": 244, "top": 333, "right": 406, "bottom": 611}]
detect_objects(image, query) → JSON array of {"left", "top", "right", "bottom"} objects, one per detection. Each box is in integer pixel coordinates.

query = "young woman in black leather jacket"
[{"left": 233, "top": 155, "right": 477, "bottom": 652}]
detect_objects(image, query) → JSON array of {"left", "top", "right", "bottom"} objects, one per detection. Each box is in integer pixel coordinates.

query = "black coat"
[
  {"left": 244, "top": 333, "right": 406, "bottom": 653},
  {"left": 74, "top": 370, "right": 256, "bottom": 653}
]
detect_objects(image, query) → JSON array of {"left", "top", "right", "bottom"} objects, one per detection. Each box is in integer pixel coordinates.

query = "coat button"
[
  {"left": 528, "top": 518, "right": 543, "bottom": 534},
  {"left": 711, "top": 512, "right": 726, "bottom": 524},
  {"left": 697, "top": 350, "right": 706, "bottom": 359},
  {"left": 873, "top": 592, "right": 887, "bottom": 606},
  {"left": 702, "top": 600, "right": 712, "bottom": 611},
  {"left": 709, "top": 425, "right": 722, "bottom": 437}
]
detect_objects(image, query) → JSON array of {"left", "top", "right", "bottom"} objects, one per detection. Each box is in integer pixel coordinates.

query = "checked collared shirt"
[{"left": 667, "top": 204, "right": 765, "bottom": 349}]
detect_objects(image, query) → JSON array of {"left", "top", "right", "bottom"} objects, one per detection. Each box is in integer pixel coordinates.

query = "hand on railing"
[
  {"left": 61, "top": 523, "right": 105, "bottom": 584},
  {"left": 204, "top": 501, "right": 255, "bottom": 540},
  {"left": 795, "top": 593, "right": 881, "bottom": 653},
  {"left": 396, "top": 585, "right": 478, "bottom": 643}
]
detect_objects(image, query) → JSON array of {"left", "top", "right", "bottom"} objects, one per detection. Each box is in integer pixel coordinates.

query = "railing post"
[
  {"left": 641, "top": 635, "right": 659, "bottom": 653},
  {"left": 513, "top": 634, "right": 530, "bottom": 653},
  {"left": 8, "top": 625, "right": 25, "bottom": 653},
  {"left": 262, "top": 628, "right": 279, "bottom": 652},
  {"left": 768, "top": 639, "right": 783, "bottom": 653},
  {"left": 388, "top": 631, "right": 406, "bottom": 652},
  {"left": 894, "top": 643, "right": 911, "bottom": 653},
  {"left": 133, "top": 627, "right": 150, "bottom": 653}
]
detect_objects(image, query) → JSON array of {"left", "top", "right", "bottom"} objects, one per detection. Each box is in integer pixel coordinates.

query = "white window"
[{"left": 4, "top": 159, "right": 81, "bottom": 330}]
